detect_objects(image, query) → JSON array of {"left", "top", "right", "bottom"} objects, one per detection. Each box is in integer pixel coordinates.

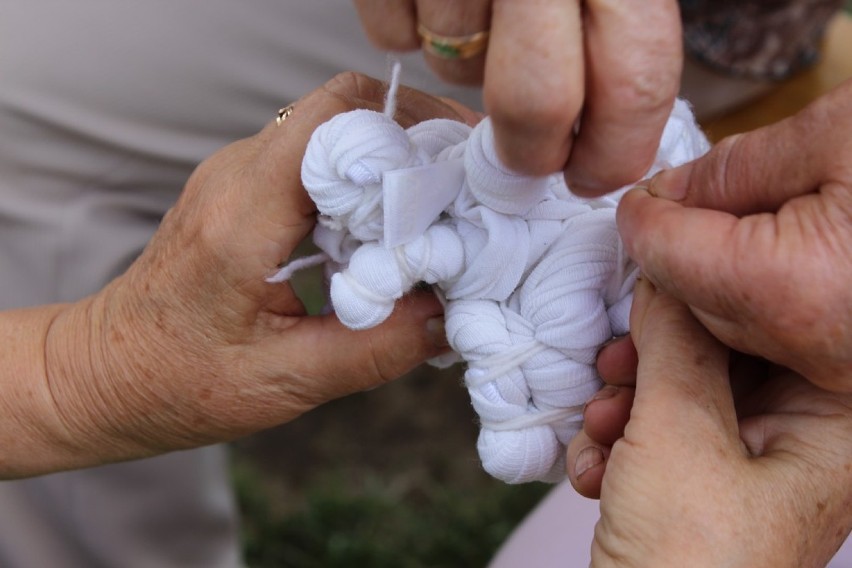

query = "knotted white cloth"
[{"left": 279, "top": 99, "right": 710, "bottom": 483}]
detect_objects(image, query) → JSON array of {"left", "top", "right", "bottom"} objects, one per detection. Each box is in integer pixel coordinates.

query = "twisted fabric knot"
[{"left": 281, "top": 98, "right": 710, "bottom": 483}]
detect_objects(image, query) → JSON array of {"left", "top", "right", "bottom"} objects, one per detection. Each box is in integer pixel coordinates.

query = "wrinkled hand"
[
  {"left": 353, "top": 0, "right": 682, "bottom": 194},
  {"left": 42, "top": 73, "right": 473, "bottom": 471},
  {"left": 569, "top": 280, "right": 852, "bottom": 567},
  {"left": 617, "top": 79, "right": 852, "bottom": 392}
]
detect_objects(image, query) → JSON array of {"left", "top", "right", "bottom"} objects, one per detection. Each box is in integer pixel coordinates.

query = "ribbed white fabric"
[{"left": 278, "top": 98, "right": 710, "bottom": 483}]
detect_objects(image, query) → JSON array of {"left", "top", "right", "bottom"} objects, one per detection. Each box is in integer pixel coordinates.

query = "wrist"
[
  {"left": 42, "top": 276, "right": 210, "bottom": 469},
  {"left": 42, "top": 289, "right": 159, "bottom": 467}
]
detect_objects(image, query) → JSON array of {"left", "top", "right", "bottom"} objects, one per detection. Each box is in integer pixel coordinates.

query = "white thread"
[
  {"left": 339, "top": 268, "right": 393, "bottom": 305},
  {"left": 383, "top": 58, "right": 402, "bottom": 120},
  {"left": 394, "top": 230, "right": 433, "bottom": 284},
  {"left": 481, "top": 405, "right": 584, "bottom": 432},
  {"left": 465, "top": 342, "right": 549, "bottom": 388},
  {"left": 266, "top": 252, "right": 330, "bottom": 283}
]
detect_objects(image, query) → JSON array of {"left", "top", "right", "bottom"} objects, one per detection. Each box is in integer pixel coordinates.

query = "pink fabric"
[{"left": 488, "top": 481, "right": 852, "bottom": 567}]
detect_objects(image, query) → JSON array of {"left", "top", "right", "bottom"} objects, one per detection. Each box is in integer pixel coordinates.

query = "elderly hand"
[
  {"left": 4, "top": 73, "right": 474, "bottom": 478},
  {"left": 568, "top": 281, "right": 852, "bottom": 566},
  {"left": 352, "top": 0, "right": 683, "bottom": 195},
  {"left": 617, "top": 79, "right": 852, "bottom": 392}
]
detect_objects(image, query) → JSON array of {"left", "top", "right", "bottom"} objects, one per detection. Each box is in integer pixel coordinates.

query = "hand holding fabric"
[
  {"left": 569, "top": 281, "right": 852, "bottom": 567},
  {"left": 352, "top": 0, "right": 683, "bottom": 195},
  {"left": 617, "top": 79, "right": 852, "bottom": 392},
  {"left": 1, "top": 73, "right": 467, "bottom": 478}
]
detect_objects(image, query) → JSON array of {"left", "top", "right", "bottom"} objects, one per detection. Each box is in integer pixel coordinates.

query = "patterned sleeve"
[{"left": 679, "top": 0, "right": 844, "bottom": 79}]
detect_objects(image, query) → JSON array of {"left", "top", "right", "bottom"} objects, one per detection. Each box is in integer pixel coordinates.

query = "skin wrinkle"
[
  {"left": 101, "top": 289, "right": 215, "bottom": 450},
  {"left": 85, "top": 293, "right": 174, "bottom": 454},
  {"left": 583, "top": 9, "right": 678, "bottom": 117},
  {"left": 40, "top": 306, "right": 86, "bottom": 458},
  {"left": 354, "top": 0, "right": 419, "bottom": 50},
  {"left": 759, "top": 209, "right": 843, "bottom": 371},
  {"left": 812, "top": 184, "right": 852, "bottom": 257},
  {"left": 715, "top": 133, "right": 751, "bottom": 213}
]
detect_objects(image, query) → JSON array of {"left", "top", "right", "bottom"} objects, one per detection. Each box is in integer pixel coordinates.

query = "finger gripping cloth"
[{"left": 278, "top": 97, "right": 710, "bottom": 483}]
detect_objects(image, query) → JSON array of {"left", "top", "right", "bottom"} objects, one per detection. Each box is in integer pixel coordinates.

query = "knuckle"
[
  {"left": 486, "top": 88, "right": 580, "bottom": 174},
  {"left": 364, "top": 27, "right": 419, "bottom": 51},
  {"left": 611, "top": 68, "right": 676, "bottom": 117},
  {"left": 323, "top": 71, "right": 375, "bottom": 100},
  {"left": 691, "top": 134, "right": 746, "bottom": 211},
  {"left": 317, "top": 72, "right": 388, "bottom": 113},
  {"left": 487, "top": 86, "right": 580, "bottom": 134}
]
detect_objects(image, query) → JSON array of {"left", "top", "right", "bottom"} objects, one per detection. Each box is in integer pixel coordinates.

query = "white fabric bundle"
[{"left": 277, "top": 98, "right": 710, "bottom": 483}]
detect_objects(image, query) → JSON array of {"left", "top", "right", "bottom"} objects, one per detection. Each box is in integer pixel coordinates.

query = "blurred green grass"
[{"left": 234, "top": 461, "right": 550, "bottom": 568}]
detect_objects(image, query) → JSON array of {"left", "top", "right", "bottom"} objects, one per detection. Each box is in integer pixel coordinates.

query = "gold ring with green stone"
[{"left": 417, "top": 24, "right": 490, "bottom": 60}]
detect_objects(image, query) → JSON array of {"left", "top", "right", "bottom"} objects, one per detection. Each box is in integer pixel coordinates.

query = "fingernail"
[
  {"left": 648, "top": 164, "right": 693, "bottom": 201},
  {"left": 426, "top": 317, "right": 449, "bottom": 349},
  {"left": 574, "top": 447, "right": 604, "bottom": 479}
]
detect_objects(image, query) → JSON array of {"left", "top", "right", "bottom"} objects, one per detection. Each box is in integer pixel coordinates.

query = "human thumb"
[
  {"left": 646, "top": 80, "right": 852, "bottom": 215},
  {"left": 265, "top": 289, "right": 449, "bottom": 407}
]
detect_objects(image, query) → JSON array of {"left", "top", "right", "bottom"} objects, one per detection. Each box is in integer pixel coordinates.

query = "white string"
[
  {"left": 465, "top": 342, "right": 549, "bottom": 388},
  {"left": 265, "top": 252, "right": 330, "bottom": 283},
  {"left": 339, "top": 268, "right": 394, "bottom": 304},
  {"left": 383, "top": 57, "right": 402, "bottom": 120},
  {"left": 481, "top": 405, "right": 584, "bottom": 432}
]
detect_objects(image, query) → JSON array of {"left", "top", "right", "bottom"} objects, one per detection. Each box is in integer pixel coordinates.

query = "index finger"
[{"left": 565, "top": 0, "right": 682, "bottom": 196}]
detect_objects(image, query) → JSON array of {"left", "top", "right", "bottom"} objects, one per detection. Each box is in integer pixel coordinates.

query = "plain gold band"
[
  {"left": 416, "top": 23, "right": 490, "bottom": 60},
  {"left": 276, "top": 104, "right": 295, "bottom": 126}
]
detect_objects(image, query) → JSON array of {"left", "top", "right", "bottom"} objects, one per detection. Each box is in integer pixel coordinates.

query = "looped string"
[
  {"left": 481, "top": 405, "right": 584, "bottom": 432},
  {"left": 394, "top": 229, "right": 432, "bottom": 285},
  {"left": 465, "top": 341, "right": 548, "bottom": 388}
]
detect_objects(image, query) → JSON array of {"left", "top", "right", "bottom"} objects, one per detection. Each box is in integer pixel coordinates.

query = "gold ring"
[
  {"left": 416, "top": 23, "right": 490, "bottom": 60},
  {"left": 276, "top": 104, "right": 295, "bottom": 126}
]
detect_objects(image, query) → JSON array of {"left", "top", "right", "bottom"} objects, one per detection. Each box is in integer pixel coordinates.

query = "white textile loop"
[{"left": 280, "top": 96, "right": 710, "bottom": 483}]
